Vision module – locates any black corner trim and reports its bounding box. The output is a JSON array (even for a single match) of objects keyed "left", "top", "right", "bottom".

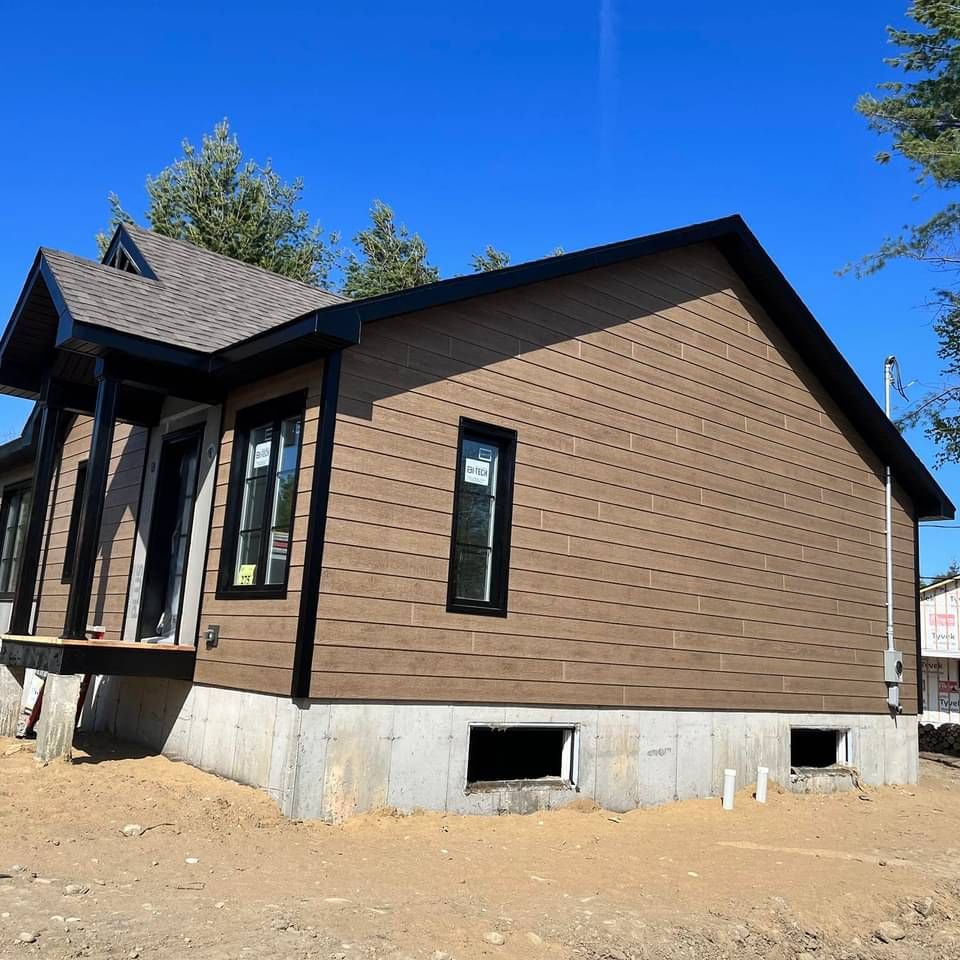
[{"left": 291, "top": 350, "right": 342, "bottom": 700}]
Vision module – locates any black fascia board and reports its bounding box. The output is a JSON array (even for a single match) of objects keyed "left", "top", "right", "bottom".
[
  {"left": 215, "top": 309, "right": 362, "bottom": 365},
  {"left": 58, "top": 319, "right": 215, "bottom": 373}
]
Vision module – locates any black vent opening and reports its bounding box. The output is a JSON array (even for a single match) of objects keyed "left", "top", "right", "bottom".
[
  {"left": 466, "top": 726, "right": 574, "bottom": 785},
  {"left": 791, "top": 728, "right": 844, "bottom": 768}
]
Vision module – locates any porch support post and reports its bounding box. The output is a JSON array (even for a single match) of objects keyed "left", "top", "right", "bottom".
[
  {"left": 9, "top": 384, "right": 66, "bottom": 636},
  {"left": 62, "top": 360, "right": 119, "bottom": 640},
  {"left": 34, "top": 673, "right": 83, "bottom": 763},
  {"left": 290, "top": 350, "right": 342, "bottom": 700},
  {"left": 0, "top": 665, "right": 25, "bottom": 737}
]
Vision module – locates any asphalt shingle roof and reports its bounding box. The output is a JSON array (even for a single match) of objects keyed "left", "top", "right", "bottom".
[{"left": 41, "top": 224, "right": 346, "bottom": 354}]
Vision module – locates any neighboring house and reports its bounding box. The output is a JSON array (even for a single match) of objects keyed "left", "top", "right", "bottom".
[
  {"left": 0, "top": 216, "right": 952, "bottom": 818},
  {"left": 919, "top": 575, "right": 960, "bottom": 725}
]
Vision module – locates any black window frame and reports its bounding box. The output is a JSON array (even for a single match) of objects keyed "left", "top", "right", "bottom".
[
  {"left": 446, "top": 418, "right": 517, "bottom": 617},
  {"left": 61, "top": 461, "right": 88, "bottom": 584},
  {"left": 0, "top": 481, "right": 32, "bottom": 599},
  {"left": 216, "top": 390, "right": 307, "bottom": 601}
]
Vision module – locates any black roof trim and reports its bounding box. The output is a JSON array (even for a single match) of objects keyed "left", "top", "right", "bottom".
[
  {"left": 230, "top": 217, "right": 749, "bottom": 353},
  {"left": 0, "top": 405, "right": 38, "bottom": 472},
  {"left": 215, "top": 308, "right": 362, "bottom": 365},
  {"left": 245, "top": 213, "right": 952, "bottom": 521},
  {"left": 61, "top": 317, "right": 214, "bottom": 372},
  {"left": 0, "top": 252, "right": 44, "bottom": 367}
]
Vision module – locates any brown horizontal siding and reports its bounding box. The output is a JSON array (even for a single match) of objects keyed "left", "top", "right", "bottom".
[
  {"left": 313, "top": 241, "right": 919, "bottom": 714},
  {"left": 33, "top": 416, "right": 146, "bottom": 642},
  {"left": 194, "top": 360, "right": 325, "bottom": 693},
  {"left": 336, "top": 352, "right": 892, "bottom": 531},
  {"left": 193, "top": 659, "right": 292, "bottom": 695}
]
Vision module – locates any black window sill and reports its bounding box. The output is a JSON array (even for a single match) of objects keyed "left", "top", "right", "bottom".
[
  {"left": 0, "top": 592, "right": 13, "bottom": 602},
  {"left": 446, "top": 600, "right": 509, "bottom": 618},
  {"left": 215, "top": 586, "right": 289, "bottom": 601}
]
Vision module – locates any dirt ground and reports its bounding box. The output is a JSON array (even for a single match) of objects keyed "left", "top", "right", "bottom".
[{"left": 3, "top": 737, "right": 960, "bottom": 960}]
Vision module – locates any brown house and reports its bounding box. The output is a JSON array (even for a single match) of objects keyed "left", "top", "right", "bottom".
[{"left": 0, "top": 216, "right": 951, "bottom": 818}]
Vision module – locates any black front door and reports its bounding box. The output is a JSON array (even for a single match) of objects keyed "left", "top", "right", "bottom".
[{"left": 137, "top": 428, "right": 202, "bottom": 643}]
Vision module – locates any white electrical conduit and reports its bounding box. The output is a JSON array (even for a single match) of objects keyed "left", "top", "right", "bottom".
[
  {"left": 722, "top": 769, "right": 736, "bottom": 810},
  {"left": 756, "top": 766, "right": 768, "bottom": 804},
  {"left": 884, "top": 357, "right": 901, "bottom": 713}
]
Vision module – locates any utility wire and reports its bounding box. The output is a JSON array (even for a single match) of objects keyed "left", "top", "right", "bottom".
[{"left": 890, "top": 357, "right": 910, "bottom": 404}]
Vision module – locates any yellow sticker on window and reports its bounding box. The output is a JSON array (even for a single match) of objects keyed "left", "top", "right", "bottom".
[{"left": 237, "top": 564, "right": 257, "bottom": 586}]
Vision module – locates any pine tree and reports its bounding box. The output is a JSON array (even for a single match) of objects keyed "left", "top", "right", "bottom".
[
  {"left": 342, "top": 200, "right": 440, "bottom": 297},
  {"left": 97, "top": 120, "right": 338, "bottom": 286},
  {"left": 855, "top": 2, "right": 960, "bottom": 461},
  {"left": 471, "top": 245, "right": 511, "bottom": 272}
]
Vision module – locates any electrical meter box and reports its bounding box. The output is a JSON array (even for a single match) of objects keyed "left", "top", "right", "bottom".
[{"left": 884, "top": 648, "right": 904, "bottom": 684}]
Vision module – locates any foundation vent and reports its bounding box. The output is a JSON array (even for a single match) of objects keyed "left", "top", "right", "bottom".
[
  {"left": 466, "top": 725, "right": 577, "bottom": 790},
  {"left": 790, "top": 727, "right": 850, "bottom": 769}
]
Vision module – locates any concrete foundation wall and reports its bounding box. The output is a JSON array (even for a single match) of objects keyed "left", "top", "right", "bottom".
[{"left": 81, "top": 677, "right": 919, "bottom": 822}]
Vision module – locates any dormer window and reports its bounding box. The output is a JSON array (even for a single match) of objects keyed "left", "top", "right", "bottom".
[{"left": 106, "top": 243, "right": 141, "bottom": 275}]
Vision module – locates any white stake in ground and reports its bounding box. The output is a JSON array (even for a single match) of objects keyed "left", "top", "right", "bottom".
[
  {"left": 756, "top": 766, "right": 769, "bottom": 804},
  {"left": 722, "top": 768, "right": 736, "bottom": 810}
]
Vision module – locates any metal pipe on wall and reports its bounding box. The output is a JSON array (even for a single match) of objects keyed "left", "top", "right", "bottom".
[{"left": 884, "top": 356, "right": 901, "bottom": 713}]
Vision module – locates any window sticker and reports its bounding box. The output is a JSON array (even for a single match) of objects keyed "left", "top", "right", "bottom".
[
  {"left": 464, "top": 458, "right": 490, "bottom": 486},
  {"left": 253, "top": 441, "right": 271, "bottom": 470},
  {"left": 237, "top": 563, "right": 257, "bottom": 585},
  {"left": 478, "top": 447, "right": 493, "bottom": 461}
]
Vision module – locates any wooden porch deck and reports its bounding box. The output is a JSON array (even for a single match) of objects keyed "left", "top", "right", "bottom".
[{"left": 0, "top": 634, "right": 196, "bottom": 680}]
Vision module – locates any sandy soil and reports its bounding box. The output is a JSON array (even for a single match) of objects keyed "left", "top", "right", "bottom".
[{"left": 2, "top": 736, "right": 960, "bottom": 960}]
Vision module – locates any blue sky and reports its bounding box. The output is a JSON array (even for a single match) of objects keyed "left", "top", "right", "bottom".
[{"left": 0, "top": 0, "right": 958, "bottom": 574}]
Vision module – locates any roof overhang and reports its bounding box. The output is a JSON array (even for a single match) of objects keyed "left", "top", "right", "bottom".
[
  {"left": 0, "top": 406, "right": 38, "bottom": 472},
  {"left": 0, "top": 215, "right": 951, "bottom": 521},
  {"left": 240, "top": 214, "right": 953, "bottom": 521},
  {"left": 921, "top": 574, "right": 960, "bottom": 595},
  {"left": 0, "top": 250, "right": 361, "bottom": 411}
]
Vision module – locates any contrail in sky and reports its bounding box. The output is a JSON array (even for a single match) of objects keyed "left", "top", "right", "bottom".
[{"left": 598, "top": 0, "right": 618, "bottom": 160}]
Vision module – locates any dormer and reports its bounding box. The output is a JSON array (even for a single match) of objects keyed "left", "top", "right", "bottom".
[{"left": 100, "top": 226, "right": 157, "bottom": 280}]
